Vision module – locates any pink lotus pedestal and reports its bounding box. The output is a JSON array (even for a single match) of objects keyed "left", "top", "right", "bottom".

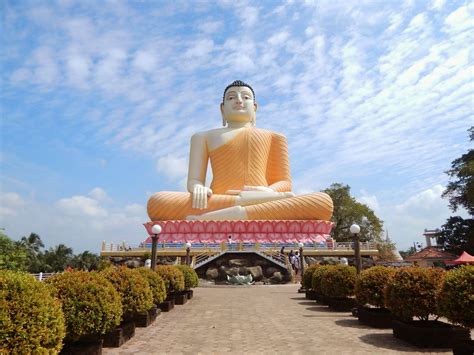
[{"left": 143, "top": 220, "right": 333, "bottom": 244}]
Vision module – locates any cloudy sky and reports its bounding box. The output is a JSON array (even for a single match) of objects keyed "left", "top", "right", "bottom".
[{"left": 1, "top": 0, "right": 472, "bottom": 254}]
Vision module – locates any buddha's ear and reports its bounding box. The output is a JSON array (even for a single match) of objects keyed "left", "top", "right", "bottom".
[
  {"left": 220, "top": 103, "right": 224, "bottom": 115},
  {"left": 254, "top": 102, "right": 258, "bottom": 112}
]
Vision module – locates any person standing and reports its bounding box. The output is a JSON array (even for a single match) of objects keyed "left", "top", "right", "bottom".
[{"left": 293, "top": 251, "right": 301, "bottom": 282}]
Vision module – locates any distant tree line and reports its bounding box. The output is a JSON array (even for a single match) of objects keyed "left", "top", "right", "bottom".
[{"left": 0, "top": 232, "right": 106, "bottom": 272}]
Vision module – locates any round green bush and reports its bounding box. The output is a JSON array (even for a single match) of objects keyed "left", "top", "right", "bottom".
[
  {"left": 176, "top": 265, "right": 199, "bottom": 289},
  {"left": 355, "top": 266, "right": 396, "bottom": 308},
  {"left": 0, "top": 270, "right": 65, "bottom": 353},
  {"left": 46, "top": 270, "right": 122, "bottom": 341},
  {"left": 302, "top": 264, "right": 320, "bottom": 290},
  {"left": 155, "top": 265, "right": 185, "bottom": 295},
  {"left": 101, "top": 266, "right": 153, "bottom": 317},
  {"left": 320, "top": 265, "right": 356, "bottom": 298},
  {"left": 136, "top": 267, "right": 167, "bottom": 305},
  {"left": 311, "top": 265, "right": 333, "bottom": 295},
  {"left": 385, "top": 267, "right": 445, "bottom": 321},
  {"left": 437, "top": 265, "right": 474, "bottom": 328}
]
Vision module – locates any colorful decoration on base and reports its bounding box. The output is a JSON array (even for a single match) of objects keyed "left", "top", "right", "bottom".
[{"left": 144, "top": 220, "right": 333, "bottom": 244}]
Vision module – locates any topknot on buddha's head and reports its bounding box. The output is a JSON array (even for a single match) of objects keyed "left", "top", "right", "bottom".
[{"left": 223, "top": 80, "right": 255, "bottom": 103}]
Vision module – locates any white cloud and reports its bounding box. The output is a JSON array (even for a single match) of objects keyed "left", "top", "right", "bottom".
[
  {"left": 0, "top": 192, "right": 25, "bottom": 216},
  {"left": 431, "top": 0, "right": 445, "bottom": 11},
  {"left": 88, "top": 187, "right": 108, "bottom": 202},
  {"left": 443, "top": 5, "right": 473, "bottom": 34},
  {"left": 357, "top": 192, "right": 380, "bottom": 213},
  {"left": 157, "top": 155, "right": 188, "bottom": 180},
  {"left": 57, "top": 195, "right": 108, "bottom": 218},
  {"left": 198, "top": 20, "right": 223, "bottom": 33}
]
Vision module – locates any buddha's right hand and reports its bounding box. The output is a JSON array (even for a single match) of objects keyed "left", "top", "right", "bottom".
[{"left": 192, "top": 185, "right": 213, "bottom": 209}]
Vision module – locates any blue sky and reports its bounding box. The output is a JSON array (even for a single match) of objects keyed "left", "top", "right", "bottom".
[{"left": 1, "top": 0, "right": 472, "bottom": 253}]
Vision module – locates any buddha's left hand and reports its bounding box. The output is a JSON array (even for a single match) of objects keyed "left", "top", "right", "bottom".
[{"left": 243, "top": 185, "right": 274, "bottom": 192}]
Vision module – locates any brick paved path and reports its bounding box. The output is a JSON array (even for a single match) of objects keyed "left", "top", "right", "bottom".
[{"left": 104, "top": 284, "right": 451, "bottom": 354}]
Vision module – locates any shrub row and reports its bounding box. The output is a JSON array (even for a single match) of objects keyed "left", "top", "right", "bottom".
[
  {"left": 305, "top": 264, "right": 473, "bottom": 328},
  {"left": 0, "top": 264, "right": 199, "bottom": 353}
]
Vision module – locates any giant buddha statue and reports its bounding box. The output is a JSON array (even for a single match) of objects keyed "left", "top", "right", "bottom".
[{"left": 147, "top": 80, "right": 333, "bottom": 221}]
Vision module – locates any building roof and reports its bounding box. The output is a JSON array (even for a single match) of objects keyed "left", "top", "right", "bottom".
[{"left": 405, "top": 246, "right": 456, "bottom": 262}]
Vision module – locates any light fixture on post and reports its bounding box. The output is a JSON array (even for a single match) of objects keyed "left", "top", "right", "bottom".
[
  {"left": 298, "top": 242, "right": 305, "bottom": 291},
  {"left": 350, "top": 223, "right": 362, "bottom": 274},
  {"left": 185, "top": 242, "right": 192, "bottom": 266},
  {"left": 150, "top": 224, "right": 162, "bottom": 271}
]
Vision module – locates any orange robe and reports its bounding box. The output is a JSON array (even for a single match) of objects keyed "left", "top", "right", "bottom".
[{"left": 147, "top": 127, "right": 333, "bottom": 221}]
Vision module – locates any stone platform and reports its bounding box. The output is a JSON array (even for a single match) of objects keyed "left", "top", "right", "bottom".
[{"left": 144, "top": 220, "right": 333, "bottom": 243}]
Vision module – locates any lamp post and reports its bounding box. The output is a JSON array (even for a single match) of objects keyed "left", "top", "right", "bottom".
[
  {"left": 150, "top": 224, "right": 162, "bottom": 271},
  {"left": 298, "top": 242, "right": 304, "bottom": 285},
  {"left": 185, "top": 242, "right": 192, "bottom": 266},
  {"left": 350, "top": 223, "right": 362, "bottom": 275}
]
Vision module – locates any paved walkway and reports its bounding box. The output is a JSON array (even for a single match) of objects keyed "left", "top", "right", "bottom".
[{"left": 104, "top": 284, "right": 452, "bottom": 354}]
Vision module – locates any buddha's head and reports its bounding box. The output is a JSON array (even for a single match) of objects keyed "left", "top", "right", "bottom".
[{"left": 221, "top": 80, "right": 258, "bottom": 126}]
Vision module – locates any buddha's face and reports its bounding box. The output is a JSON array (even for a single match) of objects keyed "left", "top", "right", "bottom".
[{"left": 221, "top": 86, "right": 257, "bottom": 124}]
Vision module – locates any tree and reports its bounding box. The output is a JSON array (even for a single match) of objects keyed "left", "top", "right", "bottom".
[
  {"left": 18, "top": 233, "right": 45, "bottom": 272},
  {"left": 437, "top": 216, "right": 474, "bottom": 255},
  {"left": 442, "top": 126, "right": 474, "bottom": 215},
  {"left": 399, "top": 246, "right": 417, "bottom": 259},
  {"left": 42, "top": 244, "right": 74, "bottom": 272},
  {"left": 323, "top": 183, "right": 384, "bottom": 242},
  {"left": 70, "top": 251, "right": 103, "bottom": 271},
  {"left": 0, "top": 233, "right": 28, "bottom": 271}
]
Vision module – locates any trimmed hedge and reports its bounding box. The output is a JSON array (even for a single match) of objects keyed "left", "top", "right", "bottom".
[
  {"left": 385, "top": 267, "right": 445, "bottom": 321},
  {"left": 136, "top": 267, "right": 167, "bottom": 305},
  {"left": 355, "top": 266, "right": 395, "bottom": 308},
  {"left": 155, "top": 265, "right": 185, "bottom": 295},
  {"left": 46, "top": 270, "right": 122, "bottom": 341},
  {"left": 311, "top": 265, "right": 332, "bottom": 295},
  {"left": 176, "top": 265, "right": 199, "bottom": 289},
  {"left": 101, "top": 266, "right": 153, "bottom": 318},
  {"left": 0, "top": 270, "right": 65, "bottom": 353},
  {"left": 320, "top": 265, "right": 356, "bottom": 298},
  {"left": 437, "top": 265, "right": 474, "bottom": 328},
  {"left": 302, "top": 264, "right": 320, "bottom": 290}
]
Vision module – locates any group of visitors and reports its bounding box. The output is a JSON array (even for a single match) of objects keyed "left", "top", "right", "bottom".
[{"left": 281, "top": 247, "right": 301, "bottom": 281}]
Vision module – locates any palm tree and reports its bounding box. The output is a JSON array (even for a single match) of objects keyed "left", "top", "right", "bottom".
[
  {"left": 20, "top": 233, "right": 44, "bottom": 253},
  {"left": 18, "top": 233, "right": 45, "bottom": 273},
  {"left": 43, "top": 244, "right": 74, "bottom": 272}
]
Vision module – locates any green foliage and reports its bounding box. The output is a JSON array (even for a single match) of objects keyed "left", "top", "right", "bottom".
[
  {"left": 323, "top": 183, "right": 384, "bottom": 242},
  {"left": 320, "top": 265, "right": 356, "bottom": 298},
  {"left": 42, "top": 244, "right": 74, "bottom": 272},
  {"left": 355, "top": 266, "right": 396, "bottom": 308},
  {"left": 0, "top": 233, "right": 28, "bottom": 271},
  {"left": 176, "top": 265, "right": 199, "bottom": 289},
  {"left": 399, "top": 246, "right": 417, "bottom": 259},
  {"left": 46, "top": 271, "right": 122, "bottom": 341},
  {"left": 384, "top": 267, "right": 445, "bottom": 321},
  {"left": 136, "top": 268, "right": 167, "bottom": 305},
  {"left": 437, "top": 266, "right": 474, "bottom": 328},
  {"left": 0, "top": 270, "right": 65, "bottom": 353},
  {"left": 442, "top": 126, "right": 474, "bottom": 215},
  {"left": 437, "top": 216, "right": 474, "bottom": 255},
  {"left": 18, "top": 233, "right": 45, "bottom": 272},
  {"left": 302, "top": 264, "right": 320, "bottom": 290},
  {"left": 101, "top": 266, "right": 153, "bottom": 317},
  {"left": 70, "top": 251, "right": 104, "bottom": 271},
  {"left": 311, "top": 265, "right": 333, "bottom": 295},
  {"left": 155, "top": 265, "right": 185, "bottom": 295}
]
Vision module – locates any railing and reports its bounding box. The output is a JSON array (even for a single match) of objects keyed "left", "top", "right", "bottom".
[
  {"left": 31, "top": 272, "right": 56, "bottom": 281},
  {"left": 102, "top": 240, "right": 378, "bottom": 252}
]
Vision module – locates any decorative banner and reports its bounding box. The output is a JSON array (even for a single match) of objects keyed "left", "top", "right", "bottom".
[{"left": 143, "top": 220, "right": 334, "bottom": 244}]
